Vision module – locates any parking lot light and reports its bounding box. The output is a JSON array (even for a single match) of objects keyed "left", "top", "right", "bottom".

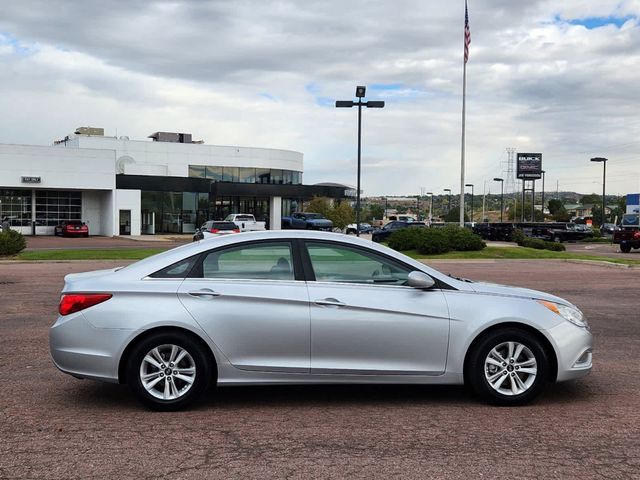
[
  {"left": 590, "top": 157, "right": 608, "bottom": 225},
  {"left": 493, "top": 178, "right": 504, "bottom": 222}
]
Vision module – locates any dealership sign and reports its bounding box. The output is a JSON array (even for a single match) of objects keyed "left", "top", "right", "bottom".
[
  {"left": 21, "top": 176, "right": 41, "bottom": 184},
  {"left": 517, "top": 153, "right": 542, "bottom": 180}
]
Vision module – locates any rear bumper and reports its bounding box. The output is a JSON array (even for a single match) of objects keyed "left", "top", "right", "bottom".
[{"left": 50, "top": 312, "right": 135, "bottom": 383}]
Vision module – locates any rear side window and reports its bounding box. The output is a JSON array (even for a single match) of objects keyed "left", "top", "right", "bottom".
[
  {"left": 150, "top": 254, "right": 200, "bottom": 278},
  {"left": 200, "top": 242, "right": 294, "bottom": 280}
]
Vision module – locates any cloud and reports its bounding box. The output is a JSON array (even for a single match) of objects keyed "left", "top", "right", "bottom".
[{"left": 0, "top": 0, "right": 639, "bottom": 195}]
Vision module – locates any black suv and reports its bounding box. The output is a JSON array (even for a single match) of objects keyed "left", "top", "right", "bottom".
[{"left": 372, "top": 221, "right": 426, "bottom": 243}]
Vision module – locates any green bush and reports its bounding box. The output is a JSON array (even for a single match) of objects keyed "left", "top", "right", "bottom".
[
  {"left": 520, "top": 236, "right": 565, "bottom": 251},
  {"left": 416, "top": 228, "right": 451, "bottom": 255},
  {"left": 387, "top": 228, "right": 425, "bottom": 251},
  {"left": 512, "top": 229, "right": 526, "bottom": 245},
  {"left": 442, "top": 225, "right": 486, "bottom": 251},
  {"left": 0, "top": 229, "right": 27, "bottom": 256}
]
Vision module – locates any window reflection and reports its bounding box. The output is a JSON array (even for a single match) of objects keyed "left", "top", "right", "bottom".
[{"left": 189, "top": 165, "right": 301, "bottom": 184}]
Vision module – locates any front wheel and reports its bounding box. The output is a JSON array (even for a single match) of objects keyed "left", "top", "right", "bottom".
[
  {"left": 126, "top": 332, "right": 213, "bottom": 411},
  {"left": 466, "top": 328, "right": 549, "bottom": 406},
  {"left": 620, "top": 243, "right": 632, "bottom": 253}
]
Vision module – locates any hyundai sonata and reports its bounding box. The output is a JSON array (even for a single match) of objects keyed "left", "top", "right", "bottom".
[{"left": 50, "top": 231, "right": 592, "bottom": 410}]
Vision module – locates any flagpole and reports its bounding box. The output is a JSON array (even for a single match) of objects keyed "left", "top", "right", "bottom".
[
  {"left": 459, "top": 0, "right": 469, "bottom": 227},
  {"left": 460, "top": 58, "right": 467, "bottom": 227}
]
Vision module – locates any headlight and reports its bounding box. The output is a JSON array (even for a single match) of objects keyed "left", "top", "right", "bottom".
[{"left": 539, "top": 300, "right": 589, "bottom": 329}]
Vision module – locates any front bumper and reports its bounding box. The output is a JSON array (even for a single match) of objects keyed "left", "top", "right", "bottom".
[
  {"left": 544, "top": 321, "right": 593, "bottom": 382},
  {"left": 50, "top": 312, "right": 135, "bottom": 383}
]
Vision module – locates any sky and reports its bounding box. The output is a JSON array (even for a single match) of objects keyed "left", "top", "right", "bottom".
[{"left": 0, "top": 0, "right": 639, "bottom": 197}]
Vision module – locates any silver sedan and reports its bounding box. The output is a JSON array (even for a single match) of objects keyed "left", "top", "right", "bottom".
[{"left": 50, "top": 231, "right": 592, "bottom": 410}]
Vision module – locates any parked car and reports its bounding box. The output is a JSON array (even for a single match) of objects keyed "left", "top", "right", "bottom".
[
  {"left": 372, "top": 221, "right": 426, "bottom": 243},
  {"left": 600, "top": 223, "right": 618, "bottom": 236},
  {"left": 530, "top": 223, "right": 594, "bottom": 243},
  {"left": 192, "top": 221, "right": 240, "bottom": 241},
  {"left": 224, "top": 214, "right": 266, "bottom": 232},
  {"left": 281, "top": 212, "right": 333, "bottom": 231},
  {"left": 54, "top": 220, "right": 89, "bottom": 237},
  {"left": 345, "top": 222, "right": 375, "bottom": 235},
  {"left": 50, "top": 230, "right": 592, "bottom": 410}
]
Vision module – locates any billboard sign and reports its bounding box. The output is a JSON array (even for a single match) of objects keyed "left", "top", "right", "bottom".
[{"left": 517, "top": 153, "right": 542, "bottom": 179}]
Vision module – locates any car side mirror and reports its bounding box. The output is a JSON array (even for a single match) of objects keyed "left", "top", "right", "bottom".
[{"left": 407, "top": 271, "right": 435, "bottom": 289}]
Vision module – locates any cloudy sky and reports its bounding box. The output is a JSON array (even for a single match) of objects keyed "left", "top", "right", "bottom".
[{"left": 0, "top": 0, "right": 639, "bottom": 196}]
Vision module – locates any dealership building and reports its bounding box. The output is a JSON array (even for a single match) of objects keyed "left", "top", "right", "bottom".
[{"left": 0, "top": 128, "right": 352, "bottom": 236}]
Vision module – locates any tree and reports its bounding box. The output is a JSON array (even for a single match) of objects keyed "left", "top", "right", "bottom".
[
  {"left": 547, "top": 199, "right": 564, "bottom": 215},
  {"left": 364, "top": 204, "right": 384, "bottom": 222},
  {"left": 580, "top": 194, "right": 601, "bottom": 205},
  {"left": 444, "top": 207, "right": 469, "bottom": 223},
  {"left": 327, "top": 201, "right": 355, "bottom": 230},
  {"left": 306, "top": 197, "right": 331, "bottom": 217}
]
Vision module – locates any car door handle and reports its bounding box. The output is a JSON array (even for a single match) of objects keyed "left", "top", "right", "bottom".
[
  {"left": 188, "top": 289, "right": 221, "bottom": 299},
  {"left": 314, "top": 298, "right": 346, "bottom": 307}
]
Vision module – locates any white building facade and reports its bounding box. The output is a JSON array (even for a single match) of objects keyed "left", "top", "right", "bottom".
[{"left": 0, "top": 129, "right": 350, "bottom": 236}]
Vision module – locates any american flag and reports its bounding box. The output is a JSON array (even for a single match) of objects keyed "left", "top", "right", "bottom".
[{"left": 464, "top": 0, "right": 471, "bottom": 63}]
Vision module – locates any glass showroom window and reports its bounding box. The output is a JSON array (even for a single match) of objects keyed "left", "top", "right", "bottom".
[
  {"left": 0, "top": 189, "right": 32, "bottom": 226},
  {"left": 35, "top": 191, "right": 81, "bottom": 226},
  {"left": 188, "top": 165, "right": 206, "bottom": 178},
  {"left": 238, "top": 167, "right": 256, "bottom": 183}
]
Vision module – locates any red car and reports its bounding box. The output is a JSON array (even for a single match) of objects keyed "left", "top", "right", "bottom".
[{"left": 54, "top": 220, "right": 89, "bottom": 237}]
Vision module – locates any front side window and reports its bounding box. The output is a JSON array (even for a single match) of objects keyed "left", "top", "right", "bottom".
[
  {"left": 201, "top": 242, "right": 294, "bottom": 280},
  {"left": 306, "top": 242, "right": 411, "bottom": 286}
]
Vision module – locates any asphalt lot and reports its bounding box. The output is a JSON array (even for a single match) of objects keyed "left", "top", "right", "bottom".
[{"left": 1, "top": 260, "right": 639, "bottom": 479}]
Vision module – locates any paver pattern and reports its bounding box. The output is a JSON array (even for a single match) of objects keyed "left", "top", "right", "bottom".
[{"left": 1, "top": 260, "right": 638, "bottom": 479}]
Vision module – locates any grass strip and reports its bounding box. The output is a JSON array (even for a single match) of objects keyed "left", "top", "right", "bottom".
[
  {"left": 400, "top": 246, "right": 640, "bottom": 265},
  {"left": 15, "top": 248, "right": 167, "bottom": 261}
]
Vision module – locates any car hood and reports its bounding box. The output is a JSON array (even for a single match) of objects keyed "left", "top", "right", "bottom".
[{"left": 468, "top": 281, "right": 571, "bottom": 306}]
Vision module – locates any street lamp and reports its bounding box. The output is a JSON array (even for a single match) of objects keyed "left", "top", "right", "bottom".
[
  {"left": 465, "top": 183, "right": 474, "bottom": 223},
  {"left": 541, "top": 170, "right": 546, "bottom": 220},
  {"left": 493, "top": 178, "right": 504, "bottom": 222},
  {"left": 336, "top": 86, "right": 385, "bottom": 237},
  {"left": 444, "top": 188, "right": 452, "bottom": 215},
  {"left": 426, "top": 192, "right": 434, "bottom": 224},
  {"left": 590, "top": 157, "right": 608, "bottom": 225}
]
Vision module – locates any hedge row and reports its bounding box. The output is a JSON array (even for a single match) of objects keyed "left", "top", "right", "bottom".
[
  {"left": 512, "top": 229, "right": 565, "bottom": 251},
  {"left": 388, "top": 225, "right": 486, "bottom": 254},
  {"left": 0, "top": 229, "right": 27, "bottom": 256}
]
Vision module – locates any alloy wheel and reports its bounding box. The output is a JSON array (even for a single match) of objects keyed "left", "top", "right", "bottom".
[
  {"left": 484, "top": 341, "right": 537, "bottom": 396},
  {"left": 139, "top": 344, "right": 196, "bottom": 400}
]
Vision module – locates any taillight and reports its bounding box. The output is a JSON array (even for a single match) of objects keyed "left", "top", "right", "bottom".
[
  {"left": 210, "top": 228, "right": 219, "bottom": 233},
  {"left": 59, "top": 293, "right": 112, "bottom": 316},
  {"left": 233, "top": 228, "right": 240, "bottom": 233}
]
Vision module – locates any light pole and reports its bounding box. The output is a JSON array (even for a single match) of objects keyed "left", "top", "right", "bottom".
[
  {"left": 427, "top": 192, "right": 434, "bottom": 225},
  {"left": 465, "top": 183, "right": 474, "bottom": 223},
  {"left": 444, "top": 188, "right": 452, "bottom": 216},
  {"left": 541, "top": 170, "right": 546, "bottom": 220},
  {"left": 590, "top": 157, "right": 608, "bottom": 225},
  {"left": 336, "top": 86, "right": 385, "bottom": 236},
  {"left": 493, "top": 178, "right": 504, "bottom": 222}
]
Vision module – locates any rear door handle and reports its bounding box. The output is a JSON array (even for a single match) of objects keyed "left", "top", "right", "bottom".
[
  {"left": 188, "top": 289, "right": 221, "bottom": 299},
  {"left": 314, "top": 298, "right": 346, "bottom": 307}
]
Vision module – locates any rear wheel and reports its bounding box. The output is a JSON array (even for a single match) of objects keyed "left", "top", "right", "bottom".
[
  {"left": 620, "top": 243, "right": 632, "bottom": 253},
  {"left": 126, "top": 331, "right": 213, "bottom": 411},
  {"left": 466, "top": 328, "right": 549, "bottom": 406}
]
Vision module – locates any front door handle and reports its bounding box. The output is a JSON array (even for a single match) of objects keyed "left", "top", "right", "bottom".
[
  {"left": 188, "top": 289, "right": 221, "bottom": 299},
  {"left": 314, "top": 298, "right": 346, "bottom": 307}
]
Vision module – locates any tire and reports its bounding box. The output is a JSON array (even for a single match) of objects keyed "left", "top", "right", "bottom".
[
  {"left": 620, "top": 243, "right": 632, "bottom": 253},
  {"left": 553, "top": 235, "right": 562, "bottom": 243},
  {"left": 466, "top": 328, "right": 549, "bottom": 406},
  {"left": 126, "top": 331, "right": 213, "bottom": 411}
]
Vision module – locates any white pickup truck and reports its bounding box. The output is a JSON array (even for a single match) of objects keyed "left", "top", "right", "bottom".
[{"left": 224, "top": 214, "right": 266, "bottom": 232}]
